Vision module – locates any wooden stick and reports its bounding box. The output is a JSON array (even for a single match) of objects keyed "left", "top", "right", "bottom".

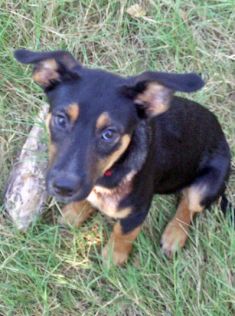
[{"left": 4, "top": 104, "right": 49, "bottom": 231}]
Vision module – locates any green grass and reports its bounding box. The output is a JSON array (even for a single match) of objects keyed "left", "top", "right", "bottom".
[{"left": 0, "top": 1, "right": 235, "bottom": 315}]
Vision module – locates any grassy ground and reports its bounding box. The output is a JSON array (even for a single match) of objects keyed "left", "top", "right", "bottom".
[{"left": 0, "top": 1, "right": 235, "bottom": 315}]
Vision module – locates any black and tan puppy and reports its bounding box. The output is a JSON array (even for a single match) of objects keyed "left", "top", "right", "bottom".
[{"left": 15, "top": 49, "right": 231, "bottom": 265}]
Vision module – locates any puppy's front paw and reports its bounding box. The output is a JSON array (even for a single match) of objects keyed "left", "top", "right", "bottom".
[
  {"left": 59, "top": 201, "right": 95, "bottom": 227},
  {"left": 102, "top": 243, "right": 129, "bottom": 266},
  {"left": 161, "top": 221, "right": 189, "bottom": 258},
  {"left": 59, "top": 204, "right": 82, "bottom": 227}
]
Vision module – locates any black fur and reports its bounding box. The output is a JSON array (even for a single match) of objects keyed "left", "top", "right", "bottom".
[{"left": 15, "top": 49, "right": 232, "bottom": 243}]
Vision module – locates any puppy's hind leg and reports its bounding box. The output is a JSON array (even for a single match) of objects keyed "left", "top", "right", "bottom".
[{"left": 161, "top": 152, "right": 230, "bottom": 258}]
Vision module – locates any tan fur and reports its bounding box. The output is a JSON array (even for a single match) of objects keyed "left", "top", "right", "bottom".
[
  {"left": 87, "top": 183, "right": 132, "bottom": 218},
  {"left": 66, "top": 103, "right": 80, "bottom": 123},
  {"left": 45, "top": 113, "right": 52, "bottom": 133},
  {"left": 184, "top": 186, "right": 205, "bottom": 213},
  {"left": 161, "top": 197, "right": 191, "bottom": 257},
  {"left": 32, "top": 59, "right": 59, "bottom": 87},
  {"left": 87, "top": 171, "right": 135, "bottom": 219},
  {"left": 96, "top": 112, "right": 111, "bottom": 130},
  {"left": 99, "top": 134, "right": 131, "bottom": 174},
  {"left": 87, "top": 186, "right": 132, "bottom": 219},
  {"left": 60, "top": 201, "right": 96, "bottom": 227},
  {"left": 161, "top": 186, "right": 206, "bottom": 257},
  {"left": 87, "top": 134, "right": 132, "bottom": 217},
  {"left": 135, "top": 83, "right": 171, "bottom": 116},
  {"left": 102, "top": 222, "right": 141, "bottom": 265},
  {"left": 45, "top": 113, "right": 57, "bottom": 166},
  {"left": 48, "top": 143, "right": 57, "bottom": 166},
  {"left": 45, "top": 113, "right": 56, "bottom": 165}
]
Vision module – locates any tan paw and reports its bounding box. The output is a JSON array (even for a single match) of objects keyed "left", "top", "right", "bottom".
[
  {"left": 161, "top": 221, "right": 188, "bottom": 258},
  {"left": 59, "top": 201, "right": 95, "bottom": 227},
  {"left": 102, "top": 243, "right": 129, "bottom": 266},
  {"left": 58, "top": 205, "right": 78, "bottom": 226}
]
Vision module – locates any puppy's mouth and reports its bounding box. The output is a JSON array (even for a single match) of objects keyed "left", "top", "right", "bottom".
[
  {"left": 48, "top": 185, "right": 93, "bottom": 203},
  {"left": 46, "top": 178, "right": 94, "bottom": 203},
  {"left": 46, "top": 164, "right": 115, "bottom": 203}
]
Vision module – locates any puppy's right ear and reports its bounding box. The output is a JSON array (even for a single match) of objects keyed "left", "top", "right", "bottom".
[
  {"left": 14, "top": 49, "right": 80, "bottom": 89},
  {"left": 121, "top": 71, "right": 204, "bottom": 118}
]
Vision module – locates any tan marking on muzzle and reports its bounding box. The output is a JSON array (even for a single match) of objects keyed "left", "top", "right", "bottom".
[
  {"left": 45, "top": 113, "right": 57, "bottom": 165},
  {"left": 99, "top": 134, "right": 131, "bottom": 174},
  {"left": 48, "top": 143, "right": 57, "bottom": 166}
]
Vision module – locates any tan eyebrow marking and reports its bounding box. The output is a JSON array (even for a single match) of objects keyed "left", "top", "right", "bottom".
[
  {"left": 96, "top": 112, "right": 111, "bottom": 130},
  {"left": 66, "top": 103, "right": 80, "bottom": 123}
]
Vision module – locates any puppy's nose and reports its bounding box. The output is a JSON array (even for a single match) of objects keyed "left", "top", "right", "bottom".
[{"left": 52, "top": 175, "right": 81, "bottom": 197}]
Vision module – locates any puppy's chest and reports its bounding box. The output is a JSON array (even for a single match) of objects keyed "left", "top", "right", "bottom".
[{"left": 86, "top": 182, "right": 132, "bottom": 219}]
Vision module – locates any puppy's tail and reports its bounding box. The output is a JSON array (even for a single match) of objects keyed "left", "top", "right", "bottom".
[{"left": 219, "top": 193, "right": 235, "bottom": 226}]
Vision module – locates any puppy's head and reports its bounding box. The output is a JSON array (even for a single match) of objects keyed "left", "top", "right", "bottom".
[{"left": 15, "top": 49, "right": 204, "bottom": 202}]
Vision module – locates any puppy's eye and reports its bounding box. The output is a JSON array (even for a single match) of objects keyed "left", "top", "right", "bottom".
[
  {"left": 53, "top": 113, "right": 67, "bottom": 129},
  {"left": 101, "top": 128, "right": 118, "bottom": 142}
]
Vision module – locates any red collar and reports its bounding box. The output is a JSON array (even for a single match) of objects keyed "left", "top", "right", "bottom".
[{"left": 104, "top": 169, "right": 112, "bottom": 177}]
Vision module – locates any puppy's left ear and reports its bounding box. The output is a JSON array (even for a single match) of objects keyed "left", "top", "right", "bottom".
[
  {"left": 121, "top": 71, "right": 204, "bottom": 117},
  {"left": 14, "top": 49, "right": 80, "bottom": 89}
]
